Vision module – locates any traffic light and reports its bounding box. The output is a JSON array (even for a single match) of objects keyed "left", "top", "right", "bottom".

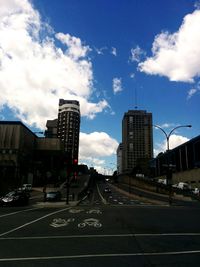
[{"left": 73, "top": 159, "right": 78, "bottom": 165}]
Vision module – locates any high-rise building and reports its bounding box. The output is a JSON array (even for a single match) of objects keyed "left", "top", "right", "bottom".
[
  {"left": 122, "top": 110, "right": 153, "bottom": 173},
  {"left": 117, "top": 143, "right": 123, "bottom": 175},
  {"left": 57, "top": 99, "right": 80, "bottom": 163}
]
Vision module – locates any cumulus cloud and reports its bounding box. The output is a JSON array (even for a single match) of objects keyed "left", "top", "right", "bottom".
[
  {"left": 0, "top": 0, "right": 109, "bottom": 129},
  {"left": 94, "top": 46, "right": 107, "bottom": 55},
  {"left": 130, "top": 45, "right": 146, "bottom": 63},
  {"left": 139, "top": 9, "right": 200, "bottom": 82},
  {"left": 111, "top": 47, "right": 117, "bottom": 56},
  {"left": 154, "top": 134, "right": 189, "bottom": 156},
  {"left": 79, "top": 132, "right": 118, "bottom": 158},
  {"left": 113, "top": 77, "right": 123, "bottom": 94},
  {"left": 79, "top": 132, "right": 118, "bottom": 172},
  {"left": 187, "top": 81, "right": 200, "bottom": 99}
]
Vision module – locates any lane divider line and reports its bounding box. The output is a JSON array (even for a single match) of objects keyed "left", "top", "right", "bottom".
[{"left": 0, "top": 207, "right": 71, "bottom": 237}]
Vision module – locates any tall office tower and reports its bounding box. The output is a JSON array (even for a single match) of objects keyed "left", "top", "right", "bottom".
[
  {"left": 57, "top": 99, "right": 80, "bottom": 163},
  {"left": 117, "top": 143, "right": 123, "bottom": 175},
  {"left": 122, "top": 110, "right": 153, "bottom": 174}
]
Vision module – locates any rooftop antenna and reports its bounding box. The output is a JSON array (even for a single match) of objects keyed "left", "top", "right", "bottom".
[{"left": 134, "top": 87, "right": 138, "bottom": 109}]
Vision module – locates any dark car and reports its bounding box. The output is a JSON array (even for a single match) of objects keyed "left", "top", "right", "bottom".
[
  {"left": 104, "top": 187, "right": 111, "bottom": 193},
  {"left": 45, "top": 191, "right": 61, "bottom": 202},
  {"left": 0, "top": 191, "right": 30, "bottom": 206}
]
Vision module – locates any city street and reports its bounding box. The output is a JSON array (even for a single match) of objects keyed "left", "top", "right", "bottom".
[{"left": 1, "top": 192, "right": 200, "bottom": 266}]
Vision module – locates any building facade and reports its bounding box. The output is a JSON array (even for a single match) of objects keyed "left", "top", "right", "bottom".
[
  {"left": 57, "top": 99, "right": 80, "bottom": 163},
  {"left": 0, "top": 121, "right": 67, "bottom": 193},
  {"left": 121, "top": 110, "right": 153, "bottom": 174},
  {"left": 153, "top": 134, "right": 200, "bottom": 187},
  {"left": 45, "top": 119, "right": 58, "bottom": 138},
  {"left": 117, "top": 143, "right": 123, "bottom": 174}
]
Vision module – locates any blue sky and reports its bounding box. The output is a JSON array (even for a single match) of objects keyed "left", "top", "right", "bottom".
[{"left": 0, "top": 0, "right": 199, "bottom": 174}]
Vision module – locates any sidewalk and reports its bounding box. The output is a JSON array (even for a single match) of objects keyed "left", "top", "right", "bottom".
[
  {"left": 33, "top": 200, "right": 79, "bottom": 208},
  {"left": 31, "top": 187, "right": 80, "bottom": 207}
]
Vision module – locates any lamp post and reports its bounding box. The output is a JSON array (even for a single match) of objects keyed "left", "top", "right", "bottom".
[{"left": 154, "top": 124, "right": 192, "bottom": 205}]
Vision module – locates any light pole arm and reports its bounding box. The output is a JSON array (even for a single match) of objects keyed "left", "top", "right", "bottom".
[{"left": 154, "top": 125, "right": 169, "bottom": 150}]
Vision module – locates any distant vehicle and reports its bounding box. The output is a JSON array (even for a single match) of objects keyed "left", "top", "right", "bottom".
[
  {"left": 192, "top": 188, "right": 199, "bottom": 195},
  {"left": 104, "top": 187, "right": 111, "bottom": 193},
  {"left": 45, "top": 191, "right": 61, "bottom": 202},
  {"left": 22, "top": 184, "right": 32, "bottom": 191},
  {"left": 158, "top": 179, "right": 167, "bottom": 185},
  {"left": 0, "top": 191, "right": 30, "bottom": 206},
  {"left": 172, "top": 182, "right": 190, "bottom": 190}
]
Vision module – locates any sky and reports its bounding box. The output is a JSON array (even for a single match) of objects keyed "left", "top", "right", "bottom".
[{"left": 0, "top": 0, "right": 199, "bottom": 174}]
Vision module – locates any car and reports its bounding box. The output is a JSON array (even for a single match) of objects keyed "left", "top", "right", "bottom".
[
  {"left": 22, "top": 183, "right": 32, "bottom": 191},
  {"left": 104, "top": 187, "right": 111, "bottom": 193},
  {"left": 192, "top": 188, "right": 199, "bottom": 195},
  {"left": 0, "top": 190, "right": 30, "bottom": 206},
  {"left": 45, "top": 191, "right": 61, "bottom": 202}
]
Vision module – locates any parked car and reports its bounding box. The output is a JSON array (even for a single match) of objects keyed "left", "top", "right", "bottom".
[
  {"left": 0, "top": 190, "right": 30, "bottom": 206},
  {"left": 192, "top": 188, "right": 199, "bottom": 195},
  {"left": 104, "top": 187, "right": 111, "bottom": 193},
  {"left": 22, "top": 184, "right": 32, "bottom": 191},
  {"left": 45, "top": 191, "right": 61, "bottom": 202}
]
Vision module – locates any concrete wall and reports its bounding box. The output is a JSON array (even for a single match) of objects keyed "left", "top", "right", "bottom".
[{"left": 36, "top": 138, "right": 63, "bottom": 151}]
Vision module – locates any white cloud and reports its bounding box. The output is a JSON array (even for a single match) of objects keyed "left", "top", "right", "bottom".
[
  {"left": 113, "top": 77, "right": 123, "bottom": 94},
  {"left": 139, "top": 9, "right": 200, "bottom": 82},
  {"left": 187, "top": 88, "right": 197, "bottom": 99},
  {"left": 79, "top": 132, "right": 118, "bottom": 158},
  {"left": 130, "top": 45, "right": 146, "bottom": 63},
  {"left": 94, "top": 46, "right": 107, "bottom": 55},
  {"left": 187, "top": 81, "right": 200, "bottom": 99},
  {"left": 0, "top": 0, "right": 109, "bottom": 129},
  {"left": 130, "top": 73, "right": 135, "bottom": 79},
  {"left": 154, "top": 134, "right": 189, "bottom": 156},
  {"left": 111, "top": 47, "right": 117, "bottom": 56},
  {"left": 79, "top": 132, "right": 118, "bottom": 173}
]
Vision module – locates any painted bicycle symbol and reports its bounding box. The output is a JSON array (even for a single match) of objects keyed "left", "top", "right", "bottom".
[
  {"left": 69, "top": 209, "right": 84, "bottom": 214},
  {"left": 87, "top": 209, "right": 102, "bottom": 214},
  {"left": 78, "top": 218, "right": 102, "bottom": 228},
  {"left": 50, "top": 218, "right": 75, "bottom": 228}
]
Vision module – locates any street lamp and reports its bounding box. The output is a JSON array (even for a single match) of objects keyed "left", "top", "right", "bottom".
[
  {"left": 154, "top": 125, "right": 192, "bottom": 151},
  {"left": 154, "top": 124, "right": 192, "bottom": 205}
]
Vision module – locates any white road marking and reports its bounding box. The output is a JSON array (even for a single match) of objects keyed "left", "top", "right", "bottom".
[
  {"left": 0, "top": 207, "right": 71, "bottom": 237},
  {"left": 50, "top": 218, "right": 75, "bottom": 228},
  {"left": 78, "top": 218, "right": 102, "bottom": 228},
  {"left": 68, "top": 209, "right": 84, "bottom": 214},
  {"left": 0, "top": 250, "right": 200, "bottom": 262},
  {"left": 87, "top": 209, "right": 102, "bottom": 214},
  {"left": 96, "top": 184, "right": 107, "bottom": 204},
  {"left": 1, "top": 232, "right": 200, "bottom": 240},
  {"left": 0, "top": 207, "right": 40, "bottom": 218}
]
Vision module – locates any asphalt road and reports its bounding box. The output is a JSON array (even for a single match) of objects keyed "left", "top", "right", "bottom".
[{"left": 1, "top": 201, "right": 200, "bottom": 266}]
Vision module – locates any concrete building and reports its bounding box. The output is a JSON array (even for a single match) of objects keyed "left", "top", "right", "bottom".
[
  {"left": 45, "top": 119, "right": 58, "bottom": 138},
  {"left": 117, "top": 143, "right": 123, "bottom": 174},
  {"left": 0, "top": 121, "right": 66, "bottom": 193},
  {"left": 57, "top": 99, "right": 80, "bottom": 163},
  {"left": 153, "top": 134, "right": 200, "bottom": 187},
  {"left": 121, "top": 110, "right": 153, "bottom": 174},
  {"left": 0, "top": 121, "right": 36, "bottom": 191}
]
